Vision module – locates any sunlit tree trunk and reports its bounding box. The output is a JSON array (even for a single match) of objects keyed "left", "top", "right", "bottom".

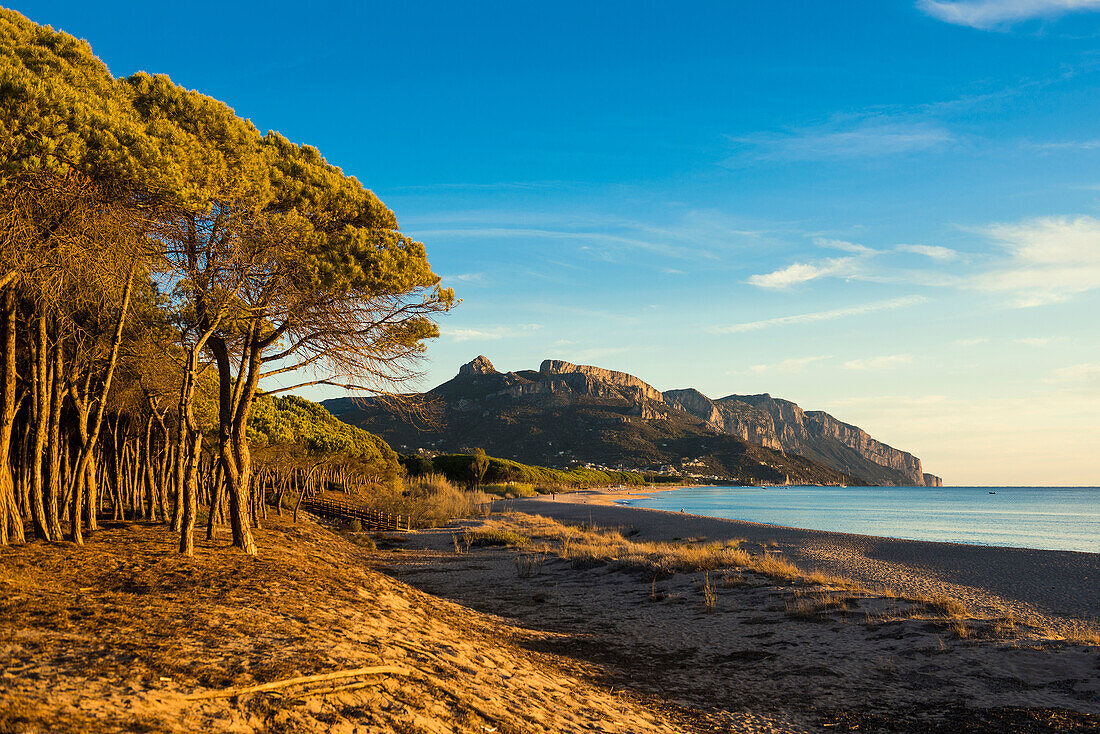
[
  {"left": 44, "top": 326, "right": 64, "bottom": 539},
  {"left": 67, "top": 264, "right": 135, "bottom": 544},
  {"left": 27, "top": 313, "right": 51, "bottom": 539},
  {"left": 0, "top": 289, "right": 24, "bottom": 544}
]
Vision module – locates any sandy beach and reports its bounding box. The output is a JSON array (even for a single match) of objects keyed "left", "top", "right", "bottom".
[
  {"left": 500, "top": 491, "right": 1100, "bottom": 629},
  {"left": 3, "top": 504, "right": 1098, "bottom": 733},
  {"left": 377, "top": 507, "right": 1100, "bottom": 732}
]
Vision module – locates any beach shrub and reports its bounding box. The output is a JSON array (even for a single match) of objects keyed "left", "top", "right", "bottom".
[
  {"left": 368, "top": 473, "right": 491, "bottom": 528},
  {"left": 465, "top": 529, "right": 531, "bottom": 547},
  {"left": 430, "top": 453, "right": 661, "bottom": 488},
  {"left": 481, "top": 483, "right": 538, "bottom": 499}
]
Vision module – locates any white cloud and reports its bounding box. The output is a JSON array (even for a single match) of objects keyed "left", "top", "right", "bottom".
[
  {"left": 1014, "top": 337, "right": 1064, "bottom": 346},
  {"left": 712, "top": 296, "right": 927, "bottom": 334},
  {"left": 918, "top": 0, "right": 1100, "bottom": 29},
  {"left": 744, "top": 356, "right": 829, "bottom": 374},
  {"left": 1044, "top": 362, "right": 1100, "bottom": 387},
  {"left": 444, "top": 272, "right": 487, "bottom": 284},
  {"left": 843, "top": 354, "right": 915, "bottom": 371},
  {"left": 814, "top": 239, "right": 880, "bottom": 257},
  {"left": 896, "top": 244, "right": 959, "bottom": 261},
  {"left": 814, "top": 237, "right": 879, "bottom": 256},
  {"left": 447, "top": 324, "right": 541, "bottom": 342},
  {"left": 827, "top": 394, "right": 948, "bottom": 407},
  {"left": 971, "top": 216, "right": 1100, "bottom": 306},
  {"left": 955, "top": 337, "right": 990, "bottom": 346},
  {"left": 747, "top": 257, "right": 855, "bottom": 288},
  {"left": 728, "top": 118, "right": 953, "bottom": 163}
]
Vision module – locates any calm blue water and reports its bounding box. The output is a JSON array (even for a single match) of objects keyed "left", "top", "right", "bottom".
[{"left": 622, "top": 486, "right": 1100, "bottom": 553}]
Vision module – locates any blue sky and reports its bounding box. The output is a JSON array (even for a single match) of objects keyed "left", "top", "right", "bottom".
[{"left": 15, "top": 0, "right": 1100, "bottom": 484}]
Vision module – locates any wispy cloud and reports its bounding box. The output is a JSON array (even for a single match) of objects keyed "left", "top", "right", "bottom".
[
  {"left": 970, "top": 215, "right": 1100, "bottom": 306},
  {"left": 1044, "top": 362, "right": 1100, "bottom": 386},
  {"left": 415, "top": 226, "right": 714, "bottom": 260},
  {"left": 1028, "top": 139, "right": 1100, "bottom": 151},
  {"left": 444, "top": 272, "right": 487, "bottom": 285},
  {"left": 896, "top": 244, "right": 960, "bottom": 261},
  {"left": 827, "top": 394, "right": 948, "bottom": 407},
  {"left": 727, "top": 117, "right": 954, "bottom": 163},
  {"left": 712, "top": 296, "right": 927, "bottom": 334},
  {"left": 815, "top": 237, "right": 880, "bottom": 255},
  {"left": 446, "top": 324, "right": 541, "bottom": 342},
  {"left": 1015, "top": 336, "right": 1064, "bottom": 346},
  {"left": 955, "top": 337, "right": 991, "bottom": 346},
  {"left": 747, "top": 257, "right": 856, "bottom": 288},
  {"left": 744, "top": 356, "right": 830, "bottom": 374},
  {"left": 843, "top": 354, "right": 915, "bottom": 371},
  {"left": 917, "top": 0, "right": 1100, "bottom": 29}
]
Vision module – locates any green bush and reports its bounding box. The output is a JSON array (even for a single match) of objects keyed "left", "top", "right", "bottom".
[
  {"left": 430, "top": 453, "right": 661, "bottom": 488},
  {"left": 481, "top": 482, "right": 537, "bottom": 498}
]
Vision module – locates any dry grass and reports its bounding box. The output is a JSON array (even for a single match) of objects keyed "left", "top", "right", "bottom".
[
  {"left": 786, "top": 592, "right": 852, "bottom": 620},
  {"left": 478, "top": 513, "right": 1100, "bottom": 650},
  {"left": 916, "top": 593, "right": 968, "bottom": 619},
  {"left": 701, "top": 571, "right": 717, "bottom": 611},
  {"left": 486, "top": 513, "right": 866, "bottom": 586},
  {"left": 487, "top": 513, "right": 749, "bottom": 574},
  {"left": 514, "top": 552, "right": 546, "bottom": 578},
  {"left": 482, "top": 483, "right": 539, "bottom": 499},
  {"left": 373, "top": 474, "right": 492, "bottom": 528},
  {"left": 1061, "top": 621, "right": 1100, "bottom": 645},
  {"left": 464, "top": 528, "right": 531, "bottom": 548},
  {"left": 484, "top": 513, "right": 1089, "bottom": 639}
]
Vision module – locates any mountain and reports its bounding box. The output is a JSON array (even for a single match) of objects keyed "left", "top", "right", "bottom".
[
  {"left": 664, "top": 390, "right": 941, "bottom": 487},
  {"left": 323, "top": 356, "right": 941, "bottom": 487}
]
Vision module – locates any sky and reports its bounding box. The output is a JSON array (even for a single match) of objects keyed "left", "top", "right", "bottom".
[{"left": 13, "top": 0, "right": 1100, "bottom": 485}]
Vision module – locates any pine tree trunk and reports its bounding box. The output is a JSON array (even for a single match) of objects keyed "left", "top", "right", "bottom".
[
  {"left": 206, "top": 457, "right": 223, "bottom": 541},
  {"left": 179, "top": 430, "right": 201, "bottom": 556},
  {"left": 0, "top": 288, "right": 25, "bottom": 544},
  {"left": 142, "top": 412, "right": 156, "bottom": 522},
  {"left": 44, "top": 332, "right": 64, "bottom": 540},
  {"left": 29, "top": 313, "right": 53, "bottom": 540}
]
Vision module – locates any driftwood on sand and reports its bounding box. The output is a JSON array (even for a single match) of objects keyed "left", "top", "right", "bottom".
[{"left": 183, "top": 665, "right": 414, "bottom": 700}]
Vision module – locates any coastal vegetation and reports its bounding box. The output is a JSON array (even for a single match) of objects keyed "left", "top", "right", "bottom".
[
  {"left": 0, "top": 9, "right": 453, "bottom": 554},
  {"left": 402, "top": 451, "right": 682, "bottom": 490}
]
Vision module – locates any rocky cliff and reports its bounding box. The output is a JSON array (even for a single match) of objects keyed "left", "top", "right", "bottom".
[
  {"left": 726, "top": 395, "right": 934, "bottom": 486},
  {"left": 323, "top": 356, "right": 941, "bottom": 486},
  {"left": 664, "top": 389, "right": 783, "bottom": 451},
  {"left": 540, "top": 359, "right": 666, "bottom": 403}
]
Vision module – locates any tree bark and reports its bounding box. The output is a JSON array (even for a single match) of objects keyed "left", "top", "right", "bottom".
[
  {"left": 27, "top": 314, "right": 51, "bottom": 539},
  {"left": 44, "top": 326, "right": 63, "bottom": 540},
  {"left": 208, "top": 332, "right": 257, "bottom": 555},
  {"left": 0, "top": 289, "right": 25, "bottom": 544},
  {"left": 179, "top": 429, "right": 201, "bottom": 556},
  {"left": 68, "top": 262, "right": 136, "bottom": 544}
]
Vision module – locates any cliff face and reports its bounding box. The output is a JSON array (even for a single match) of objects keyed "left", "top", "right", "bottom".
[
  {"left": 664, "top": 389, "right": 782, "bottom": 451},
  {"left": 540, "top": 359, "right": 666, "bottom": 403},
  {"left": 323, "top": 356, "right": 940, "bottom": 486},
  {"left": 663, "top": 389, "right": 935, "bottom": 486}
]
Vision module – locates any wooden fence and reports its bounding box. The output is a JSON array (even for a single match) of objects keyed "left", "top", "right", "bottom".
[{"left": 304, "top": 494, "right": 410, "bottom": 531}]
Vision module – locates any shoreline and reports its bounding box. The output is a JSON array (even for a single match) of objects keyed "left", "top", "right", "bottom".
[
  {"left": 560, "top": 483, "right": 1100, "bottom": 555},
  {"left": 503, "top": 495, "right": 1100, "bottom": 626}
]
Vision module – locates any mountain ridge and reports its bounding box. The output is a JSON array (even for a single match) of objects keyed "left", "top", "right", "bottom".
[{"left": 324, "top": 356, "right": 941, "bottom": 487}]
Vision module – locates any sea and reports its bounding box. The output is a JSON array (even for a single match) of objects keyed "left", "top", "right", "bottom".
[{"left": 621, "top": 485, "right": 1100, "bottom": 554}]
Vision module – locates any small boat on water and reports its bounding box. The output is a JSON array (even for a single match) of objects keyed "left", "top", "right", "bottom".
[{"left": 988, "top": 491, "right": 996, "bottom": 494}]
